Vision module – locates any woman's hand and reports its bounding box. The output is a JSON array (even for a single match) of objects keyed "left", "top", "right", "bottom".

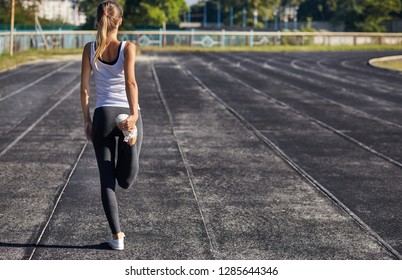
[
  {"left": 117, "top": 114, "right": 137, "bottom": 132},
  {"left": 84, "top": 121, "right": 92, "bottom": 141}
]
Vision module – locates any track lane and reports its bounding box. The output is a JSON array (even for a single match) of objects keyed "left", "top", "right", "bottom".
[
  {"left": 198, "top": 52, "right": 402, "bottom": 164},
  {"left": 0, "top": 78, "right": 85, "bottom": 259},
  {"left": 1, "top": 52, "right": 401, "bottom": 260},
  {"left": 0, "top": 62, "right": 47, "bottom": 81},
  {"left": 0, "top": 62, "right": 75, "bottom": 100},
  {"left": 171, "top": 52, "right": 402, "bottom": 256},
  {"left": 311, "top": 52, "right": 402, "bottom": 82},
  {"left": 29, "top": 59, "right": 214, "bottom": 260},
  {"left": 148, "top": 55, "right": 396, "bottom": 259},
  {"left": 0, "top": 61, "right": 81, "bottom": 139},
  {"left": 249, "top": 51, "right": 402, "bottom": 98},
  {"left": 235, "top": 52, "right": 402, "bottom": 113},
  {"left": 150, "top": 62, "right": 217, "bottom": 255}
]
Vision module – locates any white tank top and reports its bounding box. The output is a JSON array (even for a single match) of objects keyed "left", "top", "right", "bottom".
[{"left": 90, "top": 41, "right": 130, "bottom": 109}]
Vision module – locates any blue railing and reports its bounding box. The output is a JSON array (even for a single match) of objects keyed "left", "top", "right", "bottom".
[{"left": 1, "top": 30, "right": 402, "bottom": 55}]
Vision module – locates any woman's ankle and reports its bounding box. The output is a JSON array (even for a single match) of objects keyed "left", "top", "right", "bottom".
[{"left": 113, "top": 232, "right": 125, "bottom": 240}]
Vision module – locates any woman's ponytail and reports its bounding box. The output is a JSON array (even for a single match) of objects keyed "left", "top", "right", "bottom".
[{"left": 94, "top": 1, "right": 123, "bottom": 66}]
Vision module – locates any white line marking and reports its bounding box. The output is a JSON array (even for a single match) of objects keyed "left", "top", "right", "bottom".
[
  {"left": 0, "top": 62, "right": 74, "bottom": 102},
  {"left": 0, "top": 83, "right": 80, "bottom": 158},
  {"left": 289, "top": 58, "right": 398, "bottom": 93},
  {"left": 151, "top": 62, "right": 217, "bottom": 255},
  {"left": 209, "top": 52, "right": 402, "bottom": 130},
  {"left": 28, "top": 142, "right": 88, "bottom": 260},
  {"left": 179, "top": 58, "right": 401, "bottom": 260},
  {"left": 0, "top": 63, "right": 39, "bottom": 81},
  {"left": 197, "top": 54, "right": 402, "bottom": 169}
]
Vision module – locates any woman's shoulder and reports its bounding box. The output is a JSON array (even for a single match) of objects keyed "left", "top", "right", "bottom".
[
  {"left": 123, "top": 41, "right": 137, "bottom": 58},
  {"left": 82, "top": 42, "right": 93, "bottom": 59},
  {"left": 84, "top": 41, "right": 94, "bottom": 48},
  {"left": 83, "top": 41, "right": 93, "bottom": 53},
  {"left": 124, "top": 41, "right": 136, "bottom": 51}
]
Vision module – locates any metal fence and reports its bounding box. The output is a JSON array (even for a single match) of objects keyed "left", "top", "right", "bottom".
[{"left": 1, "top": 30, "right": 402, "bottom": 54}]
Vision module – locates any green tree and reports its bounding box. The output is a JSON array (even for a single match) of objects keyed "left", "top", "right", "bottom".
[
  {"left": 123, "top": 0, "right": 187, "bottom": 28},
  {"left": 328, "top": 0, "right": 402, "bottom": 31},
  {"left": 138, "top": 2, "right": 166, "bottom": 26},
  {"left": 190, "top": 0, "right": 302, "bottom": 28},
  {"left": 298, "top": 0, "right": 333, "bottom": 21},
  {"left": 0, "top": 0, "right": 38, "bottom": 26}
]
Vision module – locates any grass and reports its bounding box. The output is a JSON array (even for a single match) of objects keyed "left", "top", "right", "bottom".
[
  {"left": 371, "top": 59, "right": 402, "bottom": 72},
  {"left": 2, "top": 44, "right": 402, "bottom": 73}
]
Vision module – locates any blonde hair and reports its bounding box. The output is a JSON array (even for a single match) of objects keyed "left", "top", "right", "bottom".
[{"left": 94, "top": 1, "right": 123, "bottom": 65}]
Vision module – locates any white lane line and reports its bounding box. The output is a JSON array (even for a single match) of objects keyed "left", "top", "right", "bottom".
[
  {"left": 0, "top": 75, "right": 80, "bottom": 137},
  {"left": 289, "top": 58, "right": 399, "bottom": 93},
  {"left": 0, "top": 62, "right": 74, "bottom": 102},
  {"left": 192, "top": 54, "right": 402, "bottom": 170},
  {"left": 208, "top": 52, "right": 402, "bottom": 130},
  {"left": 151, "top": 62, "right": 217, "bottom": 256},
  {"left": 0, "top": 83, "right": 80, "bottom": 158},
  {"left": 248, "top": 54, "right": 399, "bottom": 102},
  {"left": 0, "top": 63, "right": 40, "bottom": 81},
  {"left": 178, "top": 58, "right": 402, "bottom": 260},
  {"left": 246, "top": 52, "right": 402, "bottom": 98},
  {"left": 28, "top": 142, "right": 88, "bottom": 260}
]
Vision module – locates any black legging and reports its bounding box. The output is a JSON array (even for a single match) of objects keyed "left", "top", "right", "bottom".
[{"left": 92, "top": 106, "right": 143, "bottom": 234}]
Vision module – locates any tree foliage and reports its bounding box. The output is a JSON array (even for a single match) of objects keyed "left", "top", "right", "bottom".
[
  {"left": 2, "top": 0, "right": 401, "bottom": 32},
  {"left": 297, "top": 0, "right": 402, "bottom": 31},
  {"left": 124, "top": 0, "right": 188, "bottom": 28},
  {"left": 188, "top": 0, "right": 401, "bottom": 31},
  {"left": 298, "top": 0, "right": 333, "bottom": 21},
  {"left": 325, "top": 0, "right": 402, "bottom": 32},
  {"left": 190, "top": 1, "right": 311, "bottom": 28},
  {"left": 80, "top": 0, "right": 187, "bottom": 29},
  {"left": 0, "top": 0, "right": 38, "bottom": 26}
]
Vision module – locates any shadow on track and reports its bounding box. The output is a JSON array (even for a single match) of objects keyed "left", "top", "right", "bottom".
[{"left": 0, "top": 242, "right": 111, "bottom": 250}]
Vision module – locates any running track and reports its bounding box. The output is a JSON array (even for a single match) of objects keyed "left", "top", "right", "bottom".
[{"left": 0, "top": 51, "right": 401, "bottom": 260}]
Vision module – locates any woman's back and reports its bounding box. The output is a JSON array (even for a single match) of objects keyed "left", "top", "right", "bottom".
[
  {"left": 90, "top": 41, "right": 128, "bottom": 109},
  {"left": 98, "top": 41, "right": 122, "bottom": 63}
]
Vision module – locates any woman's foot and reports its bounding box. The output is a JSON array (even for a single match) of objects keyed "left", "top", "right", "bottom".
[
  {"left": 115, "top": 114, "right": 137, "bottom": 146},
  {"left": 108, "top": 232, "right": 125, "bottom": 250},
  {"left": 127, "top": 132, "right": 137, "bottom": 146}
]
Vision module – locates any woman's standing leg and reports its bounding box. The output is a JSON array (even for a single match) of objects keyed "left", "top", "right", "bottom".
[
  {"left": 116, "top": 111, "right": 143, "bottom": 189},
  {"left": 92, "top": 107, "right": 122, "bottom": 235}
]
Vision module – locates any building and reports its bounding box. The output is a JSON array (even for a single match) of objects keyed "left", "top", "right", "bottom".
[{"left": 25, "top": 0, "right": 86, "bottom": 25}]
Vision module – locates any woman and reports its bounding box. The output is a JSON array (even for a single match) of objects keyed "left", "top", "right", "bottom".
[{"left": 80, "top": 0, "right": 142, "bottom": 251}]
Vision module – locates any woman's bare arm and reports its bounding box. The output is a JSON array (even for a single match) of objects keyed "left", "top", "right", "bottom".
[
  {"left": 120, "top": 41, "right": 139, "bottom": 132},
  {"left": 80, "top": 42, "right": 92, "bottom": 141}
]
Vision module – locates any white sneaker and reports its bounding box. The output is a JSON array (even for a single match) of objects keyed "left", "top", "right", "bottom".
[{"left": 108, "top": 234, "right": 125, "bottom": 251}]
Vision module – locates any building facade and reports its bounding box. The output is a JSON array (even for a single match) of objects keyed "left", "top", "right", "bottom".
[{"left": 25, "top": 0, "right": 85, "bottom": 25}]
